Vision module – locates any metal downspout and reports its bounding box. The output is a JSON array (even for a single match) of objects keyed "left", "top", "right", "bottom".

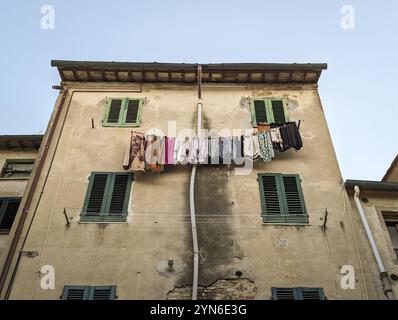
[
  {"left": 353, "top": 186, "right": 395, "bottom": 300},
  {"left": 189, "top": 65, "right": 202, "bottom": 300}
]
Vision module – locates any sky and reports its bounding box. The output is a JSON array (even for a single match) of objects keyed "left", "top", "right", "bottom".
[{"left": 0, "top": 1, "right": 397, "bottom": 181}]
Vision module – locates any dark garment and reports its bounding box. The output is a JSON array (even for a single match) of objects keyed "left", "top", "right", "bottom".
[
  {"left": 271, "top": 122, "right": 302, "bottom": 151},
  {"left": 240, "top": 135, "right": 244, "bottom": 158},
  {"left": 278, "top": 122, "right": 303, "bottom": 151}
]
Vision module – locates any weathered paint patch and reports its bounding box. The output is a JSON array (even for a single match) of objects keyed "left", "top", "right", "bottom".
[{"left": 167, "top": 278, "right": 257, "bottom": 300}]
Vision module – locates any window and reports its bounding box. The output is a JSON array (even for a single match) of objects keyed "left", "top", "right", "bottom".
[
  {"left": 0, "top": 198, "right": 21, "bottom": 233},
  {"left": 1, "top": 159, "right": 35, "bottom": 179},
  {"left": 250, "top": 98, "right": 289, "bottom": 127},
  {"left": 272, "top": 287, "right": 325, "bottom": 300},
  {"left": 382, "top": 212, "right": 398, "bottom": 257},
  {"left": 62, "top": 285, "right": 116, "bottom": 300},
  {"left": 81, "top": 172, "right": 133, "bottom": 222},
  {"left": 103, "top": 98, "right": 143, "bottom": 127},
  {"left": 258, "top": 173, "right": 308, "bottom": 224}
]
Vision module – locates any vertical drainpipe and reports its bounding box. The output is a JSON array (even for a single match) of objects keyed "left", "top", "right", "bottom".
[
  {"left": 353, "top": 186, "right": 395, "bottom": 300},
  {"left": 189, "top": 65, "right": 202, "bottom": 300}
]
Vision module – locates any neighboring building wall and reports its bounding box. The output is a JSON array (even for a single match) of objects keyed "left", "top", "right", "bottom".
[
  {"left": 0, "top": 148, "right": 39, "bottom": 261},
  {"left": 346, "top": 190, "right": 398, "bottom": 298},
  {"left": 382, "top": 155, "right": 398, "bottom": 182},
  {"left": 1, "top": 81, "right": 386, "bottom": 300}
]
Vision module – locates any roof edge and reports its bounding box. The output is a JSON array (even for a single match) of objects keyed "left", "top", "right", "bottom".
[
  {"left": 344, "top": 179, "right": 398, "bottom": 193},
  {"left": 51, "top": 60, "right": 328, "bottom": 71}
]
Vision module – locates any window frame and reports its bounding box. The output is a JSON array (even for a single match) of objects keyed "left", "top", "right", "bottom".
[
  {"left": 271, "top": 287, "right": 325, "bottom": 300},
  {"left": 250, "top": 98, "right": 289, "bottom": 127},
  {"left": 0, "top": 197, "right": 22, "bottom": 234},
  {"left": 0, "top": 159, "right": 35, "bottom": 180},
  {"left": 103, "top": 97, "right": 143, "bottom": 127},
  {"left": 381, "top": 210, "right": 398, "bottom": 258},
  {"left": 81, "top": 172, "right": 133, "bottom": 222},
  {"left": 61, "top": 285, "right": 116, "bottom": 300},
  {"left": 257, "top": 173, "right": 308, "bottom": 225}
]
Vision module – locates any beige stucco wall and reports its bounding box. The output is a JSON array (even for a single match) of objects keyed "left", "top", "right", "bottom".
[
  {"left": 2, "top": 82, "right": 388, "bottom": 299},
  {"left": 0, "top": 150, "right": 37, "bottom": 260}
]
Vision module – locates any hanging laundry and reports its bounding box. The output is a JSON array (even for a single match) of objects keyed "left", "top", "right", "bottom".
[
  {"left": 187, "top": 137, "right": 199, "bottom": 164},
  {"left": 208, "top": 136, "right": 219, "bottom": 164},
  {"left": 257, "top": 124, "right": 275, "bottom": 162},
  {"left": 220, "top": 136, "right": 233, "bottom": 164},
  {"left": 165, "top": 136, "right": 175, "bottom": 165},
  {"left": 270, "top": 127, "right": 283, "bottom": 150},
  {"left": 123, "top": 131, "right": 146, "bottom": 172},
  {"left": 145, "top": 134, "right": 164, "bottom": 173},
  {"left": 232, "top": 136, "right": 245, "bottom": 165},
  {"left": 243, "top": 131, "right": 260, "bottom": 160},
  {"left": 198, "top": 137, "right": 208, "bottom": 164},
  {"left": 174, "top": 137, "right": 190, "bottom": 164},
  {"left": 272, "top": 122, "right": 303, "bottom": 151}
]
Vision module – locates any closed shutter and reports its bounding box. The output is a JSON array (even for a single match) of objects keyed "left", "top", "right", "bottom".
[
  {"left": 106, "top": 99, "right": 123, "bottom": 123},
  {"left": 108, "top": 174, "right": 129, "bottom": 216},
  {"left": 301, "top": 288, "right": 325, "bottom": 300},
  {"left": 91, "top": 286, "right": 116, "bottom": 300},
  {"left": 260, "top": 175, "right": 283, "bottom": 216},
  {"left": 124, "top": 99, "right": 140, "bottom": 125},
  {"left": 258, "top": 174, "right": 308, "bottom": 224},
  {"left": 272, "top": 288, "right": 296, "bottom": 300},
  {"left": 82, "top": 173, "right": 132, "bottom": 221},
  {"left": 62, "top": 286, "right": 90, "bottom": 300},
  {"left": 85, "top": 174, "right": 109, "bottom": 215},
  {"left": 282, "top": 176, "right": 306, "bottom": 215},
  {"left": 0, "top": 198, "right": 21, "bottom": 232},
  {"left": 254, "top": 100, "right": 268, "bottom": 124},
  {"left": 272, "top": 287, "right": 325, "bottom": 300},
  {"left": 271, "top": 100, "right": 286, "bottom": 123}
]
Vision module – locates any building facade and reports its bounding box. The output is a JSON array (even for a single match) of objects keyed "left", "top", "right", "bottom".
[
  {"left": 0, "top": 61, "right": 395, "bottom": 300},
  {"left": 0, "top": 135, "right": 42, "bottom": 264},
  {"left": 344, "top": 155, "right": 398, "bottom": 300}
]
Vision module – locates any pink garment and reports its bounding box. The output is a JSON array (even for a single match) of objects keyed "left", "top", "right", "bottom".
[{"left": 165, "top": 137, "right": 176, "bottom": 164}]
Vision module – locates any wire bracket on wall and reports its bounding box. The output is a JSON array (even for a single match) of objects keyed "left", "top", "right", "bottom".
[
  {"left": 322, "top": 209, "right": 328, "bottom": 231},
  {"left": 63, "top": 208, "right": 71, "bottom": 226}
]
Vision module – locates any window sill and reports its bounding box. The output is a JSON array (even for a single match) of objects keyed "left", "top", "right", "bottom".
[
  {"left": 262, "top": 214, "right": 309, "bottom": 225},
  {"left": 102, "top": 124, "right": 141, "bottom": 128},
  {"left": 0, "top": 177, "right": 30, "bottom": 181},
  {"left": 79, "top": 215, "right": 127, "bottom": 223}
]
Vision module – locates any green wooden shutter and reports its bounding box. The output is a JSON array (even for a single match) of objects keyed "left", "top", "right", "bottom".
[
  {"left": 103, "top": 99, "right": 124, "bottom": 126},
  {"left": 62, "top": 286, "right": 91, "bottom": 300},
  {"left": 82, "top": 173, "right": 132, "bottom": 222},
  {"left": 300, "top": 288, "right": 325, "bottom": 300},
  {"left": 106, "top": 174, "right": 132, "bottom": 216},
  {"left": 258, "top": 174, "right": 308, "bottom": 224},
  {"left": 0, "top": 198, "right": 21, "bottom": 233},
  {"left": 258, "top": 174, "right": 284, "bottom": 218},
  {"left": 270, "top": 100, "right": 286, "bottom": 123},
  {"left": 272, "top": 288, "right": 296, "bottom": 300},
  {"left": 272, "top": 287, "right": 325, "bottom": 300},
  {"left": 83, "top": 173, "right": 110, "bottom": 216},
  {"left": 280, "top": 175, "right": 308, "bottom": 224},
  {"left": 123, "top": 99, "right": 142, "bottom": 127},
  {"left": 251, "top": 98, "right": 290, "bottom": 126},
  {"left": 90, "top": 286, "right": 117, "bottom": 300},
  {"left": 251, "top": 99, "right": 268, "bottom": 127}
]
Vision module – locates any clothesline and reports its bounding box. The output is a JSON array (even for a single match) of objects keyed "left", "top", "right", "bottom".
[{"left": 123, "top": 121, "right": 303, "bottom": 173}]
